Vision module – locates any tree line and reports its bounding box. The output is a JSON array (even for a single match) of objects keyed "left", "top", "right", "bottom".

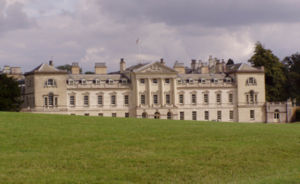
[{"left": 0, "top": 42, "right": 299, "bottom": 111}]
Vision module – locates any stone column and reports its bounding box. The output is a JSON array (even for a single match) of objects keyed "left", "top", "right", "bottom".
[
  {"left": 147, "top": 78, "right": 151, "bottom": 107},
  {"left": 160, "top": 78, "right": 164, "bottom": 107},
  {"left": 172, "top": 77, "right": 177, "bottom": 106}
]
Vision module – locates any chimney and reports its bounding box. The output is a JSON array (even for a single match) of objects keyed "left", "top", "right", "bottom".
[
  {"left": 49, "top": 60, "right": 53, "bottom": 66},
  {"left": 71, "top": 62, "right": 80, "bottom": 75},
  {"left": 120, "top": 58, "right": 126, "bottom": 73},
  {"left": 201, "top": 65, "right": 209, "bottom": 74},
  {"left": 95, "top": 63, "right": 107, "bottom": 74},
  {"left": 173, "top": 61, "right": 185, "bottom": 74},
  {"left": 160, "top": 58, "right": 165, "bottom": 65},
  {"left": 191, "top": 59, "right": 197, "bottom": 71},
  {"left": 215, "top": 61, "right": 224, "bottom": 73}
]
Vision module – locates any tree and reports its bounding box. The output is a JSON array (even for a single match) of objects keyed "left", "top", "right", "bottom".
[
  {"left": 0, "top": 74, "right": 22, "bottom": 111},
  {"left": 282, "top": 53, "right": 300, "bottom": 104},
  {"left": 226, "top": 58, "right": 234, "bottom": 65},
  {"left": 248, "top": 42, "right": 287, "bottom": 101},
  {"left": 85, "top": 71, "right": 95, "bottom": 74},
  {"left": 56, "top": 64, "right": 82, "bottom": 73}
]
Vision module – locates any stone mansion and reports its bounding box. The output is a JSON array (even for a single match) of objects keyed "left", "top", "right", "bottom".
[{"left": 20, "top": 56, "right": 286, "bottom": 123}]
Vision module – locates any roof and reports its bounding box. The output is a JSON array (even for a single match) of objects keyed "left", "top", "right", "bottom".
[
  {"left": 178, "top": 73, "right": 227, "bottom": 80},
  {"left": 227, "top": 63, "right": 264, "bottom": 73},
  {"left": 25, "top": 63, "right": 67, "bottom": 75},
  {"left": 68, "top": 74, "right": 128, "bottom": 80}
]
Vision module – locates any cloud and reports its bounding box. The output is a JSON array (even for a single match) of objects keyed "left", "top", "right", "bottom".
[
  {"left": 0, "top": 0, "right": 300, "bottom": 73},
  {"left": 0, "top": 0, "right": 34, "bottom": 34}
]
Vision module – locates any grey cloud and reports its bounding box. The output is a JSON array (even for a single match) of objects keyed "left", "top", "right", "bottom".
[
  {"left": 96, "top": 0, "right": 300, "bottom": 27},
  {"left": 0, "top": 0, "right": 34, "bottom": 34}
]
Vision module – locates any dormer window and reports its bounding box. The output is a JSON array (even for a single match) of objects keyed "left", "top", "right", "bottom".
[
  {"left": 107, "top": 79, "right": 113, "bottom": 84},
  {"left": 94, "top": 79, "right": 100, "bottom": 85},
  {"left": 187, "top": 78, "right": 194, "bottom": 84},
  {"left": 201, "top": 79, "right": 206, "bottom": 84},
  {"left": 177, "top": 79, "right": 183, "bottom": 84},
  {"left": 121, "top": 79, "right": 127, "bottom": 84},
  {"left": 81, "top": 79, "right": 87, "bottom": 85},
  {"left": 68, "top": 79, "right": 74, "bottom": 85},
  {"left": 246, "top": 77, "right": 257, "bottom": 86}
]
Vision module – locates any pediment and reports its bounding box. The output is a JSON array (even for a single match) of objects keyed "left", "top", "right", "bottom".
[{"left": 134, "top": 62, "right": 178, "bottom": 74}]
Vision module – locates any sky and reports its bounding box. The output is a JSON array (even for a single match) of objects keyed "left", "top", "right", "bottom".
[{"left": 0, "top": 0, "right": 300, "bottom": 72}]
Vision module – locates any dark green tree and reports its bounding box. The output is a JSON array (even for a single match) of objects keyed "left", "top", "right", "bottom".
[
  {"left": 0, "top": 74, "right": 22, "bottom": 111},
  {"left": 226, "top": 58, "right": 234, "bottom": 65},
  {"left": 56, "top": 64, "right": 82, "bottom": 73},
  {"left": 85, "top": 71, "right": 95, "bottom": 74},
  {"left": 282, "top": 53, "right": 300, "bottom": 104},
  {"left": 248, "top": 42, "right": 287, "bottom": 101}
]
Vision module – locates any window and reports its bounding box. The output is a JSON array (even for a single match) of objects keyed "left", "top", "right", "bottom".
[
  {"left": 153, "top": 79, "right": 158, "bottom": 84},
  {"left": 192, "top": 94, "right": 197, "bottom": 104},
  {"left": 165, "top": 78, "right": 170, "bottom": 84},
  {"left": 81, "top": 79, "right": 87, "bottom": 85},
  {"left": 111, "top": 95, "right": 116, "bottom": 105},
  {"left": 54, "top": 97, "right": 58, "bottom": 106},
  {"left": 141, "top": 95, "right": 146, "bottom": 105},
  {"left": 274, "top": 110, "right": 280, "bottom": 119},
  {"left": 44, "top": 97, "right": 48, "bottom": 106},
  {"left": 124, "top": 95, "right": 129, "bottom": 105},
  {"left": 84, "top": 95, "right": 89, "bottom": 106},
  {"left": 121, "top": 79, "right": 127, "bottom": 84},
  {"left": 246, "top": 77, "right": 257, "bottom": 86},
  {"left": 188, "top": 78, "right": 194, "bottom": 84},
  {"left": 49, "top": 93, "right": 54, "bottom": 106},
  {"left": 201, "top": 79, "right": 206, "bottom": 84},
  {"left": 142, "top": 112, "right": 147, "bottom": 118},
  {"left": 107, "top": 79, "right": 113, "bottom": 85},
  {"left": 180, "top": 112, "right": 184, "bottom": 120},
  {"left": 84, "top": 113, "right": 89, "bottom": 116},
  {"left": 205, "top": 111, "right": 209, "bottom": 120},
  {"left": 204, "top": 93, "right": 209, "bottom": 104},
  {"left": 216, "top": 93, "right": 221, "bottom": 104},
  {"left": 68, "top": 79, "right": 74, "bottom": 85},
  {"left": 178, "top": 79, "right": 183, "bottom": 84},
  {"left": 192, "top": 111, "right": 197, "bottom": 120},
  {"left": 153, "top": 95, "right": 158, "bottom": 104},
  {"left": 247, "top": 91, "right": 257, "bottom": 104},
  {"left": 112, "top": 113, "right": 117, "bottom": 117},
  {"left": 154, "top": 112, "right": 160, "bottom": 119},
  {"left": 125, "top": 113, "right": 129, "bottom": 118},
  {"left": 250, "top": 110, "right": 255, "bottom": 120},
  {"left": 217, "top": 111, "right": 222, "bottom": 121},
  {"left": 45, "top": 79, "right": 56, "bottom": 87},
  {"left": 179, "top": 94, "right": 184, "bottom": 104},
  {"left": 140, "top": 79, "right": 145, "bottom": 84},
  {"left": 229, "top": 93, "right": 233, "bottom": 103},
  {"left": 98, "top": 113, "right": 103, "bottom": 117},
  {"left": 98, "top": 95, "right": 103, "bottom": 105},
  {"left": 230, "top": 110, "right": 234, "bottom": 120},
  {"left": 95, "top": 79, "right": 100, "bottom": 85},
  {"left": 167, "top": 112, "right": 172, "bottom": 120},
  {"left": 70, "top": 96, "right": 75, "bottom": 106},
  {"left": 166, "top": 94, "right": 171, "bottom": 104}
]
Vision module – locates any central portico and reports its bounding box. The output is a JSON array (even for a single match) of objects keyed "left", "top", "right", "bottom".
[{"left": 128, "top": 60, "right": 179, "bottom": 119}]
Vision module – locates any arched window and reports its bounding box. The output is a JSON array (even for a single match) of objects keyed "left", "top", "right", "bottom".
[
  {"left": 167, "top": 112, "right": 172, "bottom": 120},
  {"left": 142, "top": 112, "right": 147, "bottom": 119},
  {"left": 154, "top": 112, "right": 160, "bottom": 119},
  {"left": 44, "top": 93, "right": 58, "bottom": 107},
  {"left": 246, "top": 90, "right": 258, "bottom": 104},
  {"left": 274, "top": 109, "right": 280, "bottom": 119},
  {"left": 246, "top": 77, "right": 257, "bottom": 86}
]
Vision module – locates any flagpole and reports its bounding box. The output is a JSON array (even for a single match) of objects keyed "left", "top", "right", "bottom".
[{"left": 136, "top": 38, "right": 142, "bottom": 63}]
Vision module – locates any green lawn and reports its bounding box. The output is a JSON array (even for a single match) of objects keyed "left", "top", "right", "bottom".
[{"left": 0, "top": 112, "right": 300, "bottom": 184}]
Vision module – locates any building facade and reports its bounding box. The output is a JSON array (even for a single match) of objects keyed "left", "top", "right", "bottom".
[{"left": 22, "top": 57, "right": 269, "bottom": 123}]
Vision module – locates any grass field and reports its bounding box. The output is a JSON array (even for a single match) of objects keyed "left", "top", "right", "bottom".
[{"left": 0, "top": 112, "right": 300, "bottom": 184}]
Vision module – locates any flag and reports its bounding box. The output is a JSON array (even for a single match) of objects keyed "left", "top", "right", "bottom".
[{"left": 136, "top": 38, "right": 139, "bottom": 44}]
